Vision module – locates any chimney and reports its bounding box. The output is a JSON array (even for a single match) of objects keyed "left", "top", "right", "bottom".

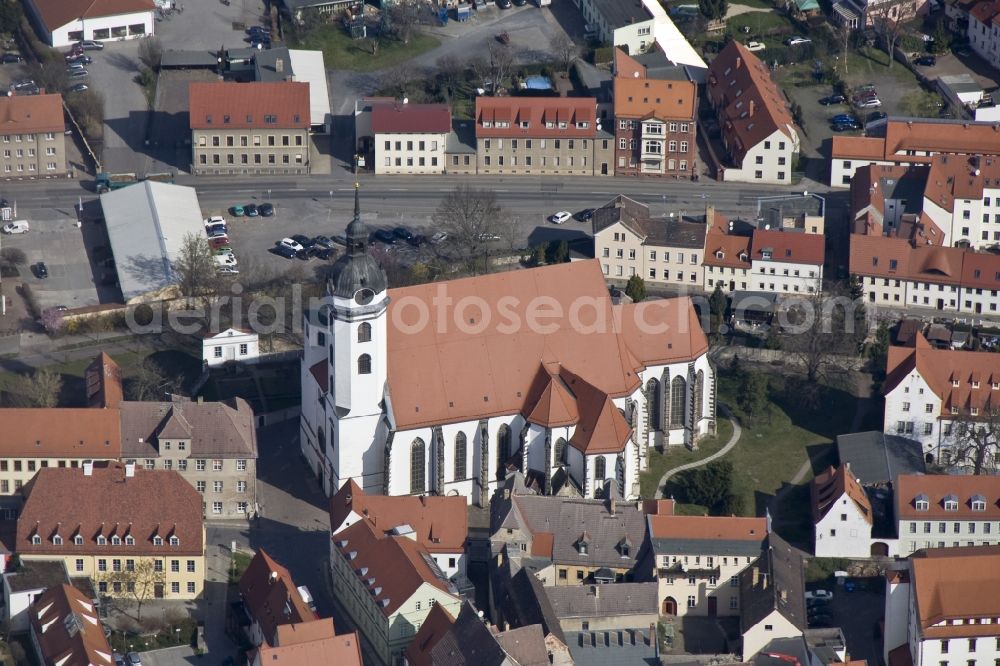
[
  {"left": 762, "top": 573, "right": 769, "bottom": 589},
  {"left": 749, "top": 100, "right": 755, "bottom": 118},
  {"left": 125, "top": 462, "right": 135, "bottom": 478},
  {"left": 269, "top": 571, "right": 279, "bottom": 583},
  {"left": 609, "top": 492, "right": 616, "bottom": 517},
  {"left": 705, "top": 205, "right": 716, "bottom": 231},
  {"left": 592, "top": 584, "right": 600, "bottom": 598},
  {"left": 780, "top": 589, "right": 788, "bottom": 603},
  {"left": 751, "top": 566, "right": 759, "bottom": 586},
  {"left": 276, "top": 58, "right": 284, "bottom": 73},
  {"left": 736, "top": 56, "right": 742, "bottom": 70},
  {"left": 197, "top": 395, "right": 203, "bottom": 404},
  {"left": 83, "top": 460, "right": 93, "bottom": 477}
]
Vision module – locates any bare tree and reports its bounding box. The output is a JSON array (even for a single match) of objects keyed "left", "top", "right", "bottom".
[
  {"left": 173, "top": 232, "right": 219, "bottom": 300},
  {"left": 27, "top": 60, "right": 67, "bottom": 95},
  {"left": 138, "top": 36, "right": 163, "bottom": 71},
  {"left": 432, "top": 185, "right": 503, "bottom": 272},
  {"left": 437, "top": 54, "right": 464, "bottom": 98},
  {"left": 379, "top": 63, "right": 415, "bottom": 98},
  {"left": 868, "top": 6, "right": 903, "bottom": 68},
  {"left": 11, "top": 368, "right": 63, "bottom": 407},
  {"left": 389, "top": 2, "right": 420, "bottom": 44},
  {"left": 367, "top": 33, "right": 381, "bottom": 56},
  {"left": 97, "top": 559, "right": 166, "bottom": 622},
  {"left": 470, "top": 56, "right": 491, "bottom": 90},
  {"left": 949, "top": 409, "right": 1000, "bottom": 475},
  {"left": 486, "top": 40, "right": 514, "bottom": 94},
  {"left": 124, "top": 360, "right": 183, "bottom": 402},
  {"left": 552, "top": 33, "right": 580, "bottom": 73}
]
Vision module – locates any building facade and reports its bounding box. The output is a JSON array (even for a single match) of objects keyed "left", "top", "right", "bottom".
[
  {"left": 812, "top": 464, "right": 874, "bottom": 558},
  {"left": 29, "top": 584, "right": 114, "bottom": 666},
  {"left": 749, "top": 229, "right": 825, "bottom": 294},
  {"left": 189, "top": 81, "right": 311, "bottom": 176},
  {"left": 202, "top": 328, "right": 260, "bottom": 367},
  {"left": 894, "top": 475, "right": 1000, "bottom": 555},
  {"left": 575, "top": 0, "right": 659, "bottom": 52},
  {"left": 0, "top": 94, "right": 67, "bottom": 178},
  {"left": 738, "top": 534, "right": 806, "bottom": 659},
  {"left": 475, "top": 97, "right": 612, "bottom": 177},
  {"left": 24, "top": 0, "right": 154, "bottom": 47},
  {"left": 367, "top": 102, "right": 450, "bottom": 175}
]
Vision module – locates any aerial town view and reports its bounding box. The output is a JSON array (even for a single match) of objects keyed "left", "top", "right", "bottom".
[{"left": 0, "top": 0, "right": 997, "bottom": 663}]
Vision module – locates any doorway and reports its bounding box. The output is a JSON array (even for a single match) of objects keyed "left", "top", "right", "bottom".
[
  {"left": 154, "top": 583, "right": 164, "bottom": 599},
  {"left": 662, "top": 597, "right": 677, "bottom": 615},
  {"left": 707, "top": 596, "right": 717, "bottom": 617}
]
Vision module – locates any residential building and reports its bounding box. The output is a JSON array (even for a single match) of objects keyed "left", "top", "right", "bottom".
[
  {"left": 894, "top": 474, "right": 1000, "bottom": 554},
  {"left": 249, "top": 629, "right": 364, "bottom": 666},
  {"left": 251, "top": 48, "right": 331, "bottom": 133},
  {"left": 883, "top": 546, "right": 1000, "bottom": 666},
  {"left": 833, "top": 0, "right": 927, "bottom": 29},
  {"left": 749, "top": 229, "right": 825, "bottom": 294},
  {"left": 329, "top": 516, "right": 463, "bottom": 666},
  {"left": 239, "top": 549, "right": 318, "bottom": 647},
  {"left": 28, "top": 584, "right": 113, "bottom": 666},
  {"left": 575, "top": 0, "right": 660, "bottom": 54},
  {"left": 491, "top": 568, "right": 573, "bottom": 664},
  {"left": 848, "top": 164, "right": 940, "bottom": 241},
  {"left": 545, "top": 583, "right": 658, "bottom": 632},
  {"left": 475, "top": 97, "right": 612, "bottom": 177},
  {"left": 564, "top": 625, "right": 659, "bottom": 665},
  {"left": 299, "top": 192, "right": 716, "bottom": 504},
  {"left": 703, "top": 213, "right": 754, "bottom": 293},
  {"left": 969, "top": 0, "right": 1000, "bottom": 69},
  {"left": 490, "top": 477, "right": 648, "bottom": 586},
  {"left": 612, "top": 48, "right": 698, "bottom": 178},
  {"left": 278, "top": 0, "right": 356, "bottom": 21},
  {"left": 830, "top": 118, "right": 1000, "bottom": 187},
  {"left": 756, "top": 193, "right": 826, "bottom": 236},
  {"left": 592, "top": 194, "right": 707, "bottom": 286},
  {"left": 330, "top": 480, "right": 468, "bottom": 579},
  {"left": 811, "top": 464, "right": 874, "bottom": 558},
  {"left": 363, "top": 102, "right": 450, "bottom": 175},
  {"left": 17, "top": 461, "right": 205, "bottom": 600},
  {"left": 4, "top": 560, "right": 70, "bottom": 633},
  {"left": 189, "top": 82, "right": 311, "bottom": 175},
  {"left": 202, "top": 328, "right": 260, "bottom": 367},
  {"left": 23, "top": 0, "right": 153, "bottom": 47},
  {"left": 444, "top": 119, "right": 477, "bottom": 175},
  {"left": 835, "top": 431, "right": 926, "bottom": 486},
  {"left": 404, "top": 602, "right": 456, "bottom": 666},
  {"left": 119, "top": 397, "right": 258, "bottom": 521},
  {"left": 648, "top": 514, "right": 768, "bottom": 617},
  {"left": 739, "top": 533, "right": 806, "bottom": 659},
  {"left": 0, "top": 94, "right": 67, "bottom": 178},
  {"left": 706, "top": 41, "right": 800, "bottom": 185}
]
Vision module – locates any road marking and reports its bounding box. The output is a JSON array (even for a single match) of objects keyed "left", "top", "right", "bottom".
[
  {"left": 496, "top": 189, "right": 509, "bottom": 192},
  {"left": 389, "top": 188, "right": 409, "bottom": 192}
]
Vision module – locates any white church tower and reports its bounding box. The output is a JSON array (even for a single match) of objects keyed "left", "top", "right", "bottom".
[{"left": 300, "top": 184, "right": 389, "bottom": 496}]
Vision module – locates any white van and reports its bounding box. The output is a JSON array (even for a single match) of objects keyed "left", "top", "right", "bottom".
[{"left": 2, "top": 220, "right": 28, "bottom": 234}]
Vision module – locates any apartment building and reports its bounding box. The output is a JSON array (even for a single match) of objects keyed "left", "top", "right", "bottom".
[
  {"left": 648, "top": 514, "right": 768, "bottom": 617},
  {"left": 884, "top": 546, "right": 1000, "bottom": 666},
  {"left": 593, "top": 194, "right": 706, "bottom": 287},
  {"left": 29, "top": 584, "right": 113, "bottom": 666},
  {"left": 895, "top": 475, "right": 1000, "bottom": 556},
  {"left": 811, "top": 463, "right": 874, "bottom": 558},
  {"left": 707, "top": 42, "right": 800, "bottom": 185},
  {"left": 239, "top": 549, "right": 318, "bottom": 647},
  {"left": 545, "top": 583, "right": 658, "bottom": 631},
  {"left": 0, "top": 94, "right": 67, "bottom": 178},
  {"left": 749, "top": 229, "right": 825, "bottom": 294},
  {"left": 365, "top": 102, "right": 450, "bottom": 175},
  {"left": 612, "top": 48, "right": 697, "bottom": 178},
  {"left": 475, "top": 97, "right": 612, "bottom": 177},
  {"left": 119, "top": 398, "right": 258, "bottom": 520},
  {"left": 739, "top": 533, "right": 806, "bottom": 659},
  {"left": 830, "top": 118, "right": 1000, "bottom": 187},
  {"left": 329, "top": 517, "right": 462, "bottom": 666},
  {"left": 703, "top": 224, "right": 753, "bottom": 293},
  {"left": 575, "top": 0, "right": 659, "bottom": 53},
  {"left": 969, "top": 0, "right": 1000, "bottom": 69},
  {"left": 17, "top": 461, "right": 205, "bottom": 600},
  {"left": 189, "top": 81, "right": 311, "bottom": 175}
]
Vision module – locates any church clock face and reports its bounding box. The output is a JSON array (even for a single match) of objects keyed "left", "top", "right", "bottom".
[{"left": 355, "top": 288, "right": 375, "bottom": 305}]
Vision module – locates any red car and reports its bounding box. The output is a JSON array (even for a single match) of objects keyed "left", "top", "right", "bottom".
[{"left": 209, "top": 235, "right": 230, "bottom": 249}]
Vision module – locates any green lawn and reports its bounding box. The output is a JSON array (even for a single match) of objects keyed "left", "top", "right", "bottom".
[
  {"left": 845, "top": 46, "right": 918, "bottom": 86},
  {"left": 291, "top": 25, "right": 439, "bottom": 72},
  {"left": 726, "top": 11, "right": 796, "bottom": 37},
  {"left": 639, "top": 418, "right": 734, "bottom": 498}
]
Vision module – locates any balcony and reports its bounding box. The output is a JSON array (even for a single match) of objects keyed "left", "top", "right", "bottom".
[{"left": 657, "top": 562, "right": 721, "bottom": 578}]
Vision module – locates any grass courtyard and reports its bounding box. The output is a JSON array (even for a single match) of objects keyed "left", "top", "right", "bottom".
[{"left": 291, "top": 25, "right": 439, "bottom": 72}]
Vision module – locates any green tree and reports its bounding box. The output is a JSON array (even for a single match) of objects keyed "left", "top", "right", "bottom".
[
  {"left": 709, "top": 285, "right": 728, "bottom": 337},
  {"left": 551, "top": 240, "right": 569, "bottom": 264},
  {"left": 868, "top": 321, "right": 890, "bottom": 377},
  {"left": 0, "top": 0, "right": 23, "bottom": 33},
  {"left": 533, "top": 242, "right": 548, "bottom": 266},
  {"left": 737, "top": 369, "right": 769, "bottom": 428},
  {"left": 172, "top": 232, "right": 219, "bottom": 299},
  {"left": 12, "top": 369, "right": 63, "bottom": 407},
  {"left": 698, "top": 0, "right": 727, "bottom": 20},
  {"left": 625, "top": 275, "right": 647, "bottom": 302},
  {"left": 673, "top": 461, "right": 741, "bottom": 515},
  {"left": 931, "top": 20, "right": 951, "bottom": 54}
]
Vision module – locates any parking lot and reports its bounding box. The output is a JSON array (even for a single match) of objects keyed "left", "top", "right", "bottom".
[{"left": 808, "top": 580, "right": 885, "bottom": 666}]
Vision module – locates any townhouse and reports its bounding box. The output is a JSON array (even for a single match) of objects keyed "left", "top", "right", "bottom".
[
  {"left": 832, "top": 0, "right": 927, "bottom": 29},
  {"left": 811, "top": 464, "right": 874, "bottom": 558},
  {"left": 575, "top": 0, "right": 659, "bottom": 54},
  {"left": 329, "top": 480, "right": 469, "bottom": 579},
  {"left": 592, "top": 194, "right": 707, "bottom": 286},
  {"left": 703, "top": 214, "right": 753, "bottom": 293},
  {"left": 612, "top": 48, "right": 698, "bottom": 178},
  {"left": 830, "top": 118, "right": 1000, "bottom": 187},
  {"left": 895, "top": 474, "right": 1000, "bottom": 555},
  {"left": 364, "top": 101, "right": 451, "bottom": 175},
  {"left": 749, "top": 229, "right": 825, "bottom": 294},
  {"left": 202, "top": 328, "right": 260, "bottom": 367},
  {"left": 849, "top": 164, "right": 943, "bottom": 243},
  {"left": 545, "top": 583, "right": 658, "bottom": 631},
  {"left": 17, "top": 461, "right": 205, "bottom": 600},
  {"left": 969, "top": 0, "right": 1000, "bottom": 69},
  {"left": 29, "top": 584, "right": 114, "bottom": 666},
  {"left": 884, "top": 546, "right": 1000, "bottom": 666},
  {"left": 250, "top": 630, "right": 363, "bottom": 666},
  {"left": 648, "top": 514, "right": 768, "bottom": 617},
  {"left": 329, "top": 517, "right": 463, "bottom": 666},
  {"left": 490, "top": 568, "right": 573, "bottom": 664},
  {"left": 739, "top": 533, "right": 806, "bottom": 659},
  {"left": 239, "top": 549, "right": 319, "bottom": 647},
  {"left": 475, "top": 97, "right": 612, "bottom": 177},
  {"left": 707, "top": 41, "right": 800, "bottom": 185},
  {"left": 0, "top": 94, "right": 67, "bottom": 178},
  {"left": 189, "top": 81, "right": 311, "bottom": 175}
]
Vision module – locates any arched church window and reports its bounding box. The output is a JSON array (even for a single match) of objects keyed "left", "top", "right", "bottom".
[
  {"left": 410, "top": 439, "right": 426, "bottom": 494},
  {"left": 358, "top": 354, "right": 372, "bottom": 375},
  {"left": 358, "top": 322, "right": 372, "bottom": 343}
]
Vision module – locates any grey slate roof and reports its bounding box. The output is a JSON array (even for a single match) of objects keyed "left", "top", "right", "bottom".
[
  {"left": 4, "top": 560, "right": 67, "bottom": 593},
  {"left": 160, "top": 50, "right": 218, "bottom": 68},
  {"left": 564, "top": 628, "right": 658, "bottom": 666},
  {"left": 649, "top": 535, "right": 765, "bottom": 557},
  {"left": 495, "top": 625, "right": 550, "bottom": 666},
  {"left": 572, "top": 61, "right": 613, "bottom": 103},
  {"left": 545, "top": 582, "right": 657, "bottom": 619},
  {"left": 591, "top": 0, "right": 654, "bottom": 30},
  {"left": 630, "top": 52, "right": 690, "bottom": 81},
  {"left": 592, "top": 195, "right": 707, "bottom": 249},
  {"left": 739, "top": 533, "right": 806, "bottom": 634},
  {"left": 836, "top": 431, "right": 926, "bottom": 485},
  {"left": 496, "top": 568, "right": 566, "bottom": 644},
  {"left": 430, "top": 602, "right": 510, "bottom": 665},
  {"left": 446, "top": 120, "right": 477, "bottom": 154},
  {"left": 253, "top": 47, "right": 295, "bottom": 82},
  {"left": 119, "top": 398, "right": 257, "bottom": 459}
]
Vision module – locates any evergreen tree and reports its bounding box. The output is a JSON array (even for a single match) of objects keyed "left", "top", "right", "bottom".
[{"left": 625, "top": 275, "right": 647, "bottom": 302}]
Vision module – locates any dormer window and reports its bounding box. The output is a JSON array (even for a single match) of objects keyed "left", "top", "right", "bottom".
[
  {"left": 577, "top": 532, "right": 590, "bottom": 555},
  {"left": 951, "top": 406, "right": 960, "bottom": 415},
  {"left": 971, "top": 407, "right": 980, "bottom": 416},
  {"left": 952, "top": 379, "right": 961, "bottom": 387},
  {"left": 973, "top": 381, "right": 981, "bottom": 389},
  {"left": 73, "top": 535, "right": 83, "bottom": 546},
  {"left": 97, "top": 536, "right": 107, "bottom": 545},
  {"left": 915, "top": 494, "right": 930, "bottom": 511},
  {"left": 716, "top": 250, "right": 725, "bottom": 259},
  {"left": 52, "top": 535, "right": 62, "bottom": 545},
  {"left": 111, "top": 536, "right": 121, "bottom": 545},
  {"left": 992, "top": 382, "right": 999, "bottom": 390},
  {"left": 169, "top": 536, "right": 180, "bottom": 546},
  {"left": 124, "top": 536, "right": 135, "bottom": 546},
  {"left": 31, "top": 535, "right": 40, "bottom": 545},
  {"left": 972, "top": 495, "right": 987, "bottom": 511},
  {"left": 578, "top": 541, "right": 588, "bottom": 555},
  {"left": 761, "top": 249, "right": 772, "bottom": 260},
  {"left": 944, "top": 494, "right": 959, "bottom": 511},
  {"left": 153, "top": 536, "right": 164, "bottom": 546}
]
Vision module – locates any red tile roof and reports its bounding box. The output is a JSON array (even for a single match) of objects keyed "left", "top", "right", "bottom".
[
  {"left": 30, "top": 584, "right": 113, "bottom": 666},
  {"left": 475, "top": 97, "right": 598, "bottom": 138},
  {"left": 0, "top": 93, "right": 65, "bottom": 134},
  {"left": 707, "top": 41, "right": 796, "bottom": 165},
  {"left": 811, "top": 464, "right": 872, "bottom": 525},
  {"left": 329, "top": 480, "right": 468, "bottom": 554},
  {"left": 923, "top": 153, "right": 1000, "bottom": 213},
  {"left": 404, "top": 603, "right": 456, "bottom": 666},
  {"left": 833, "top": 120, "right": 1000, "bottom": 163},
  {"left": 189, "top": 82, "right": 309, "bottom": 130},
  {"left": 17, "top": 462, "right": 204, "bottom": 556},
  {"left": 29, "top": 0, "right": 153, "bottom": 33},
  {"left": 85, "top": 352, "right": 123, "bottom": 409},
  {"left": 239, "top": 549, "right": 318, "bottom": 646},
  {"left": 751, "top": 229, "right": 825, "bottom": 266},
  {"left": 703, "top": 226, "right": 752, "bottom": 269},
  {"left": 831, "top": 136, "right": 885, "bottom": 161},
  {"left": 371, "top": 102, "right": 451, "bottom": 134},
  {"left": 614, "top": 77, "right": 696, "bottom": 122},
  {"left": 911, "top": 546, "right": 1000, "bottom": 637},
  {"left": 254, "top": 631, "right": 363, "bottom": 666},
  {"left": 0, "top": 408, "right": 121, "bottom": 459},
  {"left": 850, "top": 233, "right": 1000, "bottom": 289}
]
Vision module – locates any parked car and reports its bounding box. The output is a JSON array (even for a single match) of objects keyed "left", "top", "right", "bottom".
[
  {"left": 12, "top": 79, "right": 35, "bottom": 90},
  {"left": 785, "top": 36, "right": 811, "bottom": 45},
  {"left": 915, "top": 55, "right": 937, "bottom": 66},
  {"left": 497, "top": 0, "right": 512, "bottom": 7},
  {"left": 247, "top": 26, "right": 270, "bottom": 36},
  {"left": 332, "top": 234, "right": 348, "bottom": 246},
  {"left": 430, "top": 231, "right": 448, "bottom": 244},
  {"left": 206, "top": 225, "right": 228, "bottom": 238},
  {"left": 574, "top": 208, "right": 595, "bottom": 221},
  {"left": 214, "top": 247, "right": 235, "bottom": 258},
  {"left": 208, "top": 236, "right": 230, "bottom": 249},
  {"left": 270, "top": 244, "right": 300, "bottom": 260},
  {"left": 34, "top": 262, "right": 48, "bottom": 279},
  {"left": 2, "top": 220, "right": 28, "bottom": 234},
  {"left": 1, "top": 53, "right": 23, "bottom": 64},
  {"left": 205, "top": 215, "right": 226, "bottom": 226},
  {"left": 290, "top": 234, "right": 314, "bottom": 249},
  {"left": 126, "top": 652, "right": 141, "bottom": 666},
  {"left": 393, "top": 226, "right": 414, "bottom": 241},
  {"left": 113, "top": 652, "right": 126, "bottom": 666},
  {"left": 213, "top": 254, "right": 237, "bottom": 268},
  {"left": 67, "top": 69, "right": 89, "bottom": 80},
  {"left": 229, "top": 205, "right": 245, "bottom": 217},
  {"left": 258, "top": 202, "right": 274, "bottom": 216},
  {"left": 548, "top": 211, "right": 572, "bottom": 224},
  {"left": 831, "top": 114, "right": 856, "bottom": 124},
  {"left": 279, "top": 238, "right": 305, "bottom": 253},
  {"left": 312, "top": 235, "right": 335, "bottom": 250},
  {"left": 819, "top": 94, "right": 846, "bottom": 105},
  {"left": 65, "top": 61, "right": 86, "bottom": 71},
  {"left": 313, "top": 247, "right": 335, "bottom": 260},
  {"left": 69, "top": 83, "right": 89, "bottom": 93},
  {"left": 746, "top": 41, "right": 766, "bottom": 52},
  {"left": 65, "top": 54, "right": 92, "bottom": 64},
  {"left": 807, "top": 596, "right": 832, "bottom": 609},
  {"left": 217, "top": 266, "right": 240, "bottom": 275},
  {"left": 478, "top": 232, "right": 501, "bottom": 241},
  {"left": 831, "top": 122, "right": 859, "bottom": 131},
  {"left": 78, "top": 40, "right": 105, "bottom": 50},
  {"left": 371, "top": 228, "right": 396, "bottom": 244},
  {"left": 805, "top": 589, "right": 834, "bottom": 601},
  {"left": 244, "top": 203, "right": 259, "bottom": 217},
  {"left": 857, "top": 98, "right": 882, "bottom": 108},
  {"left": 513, "top": 0, "right": 527, "bottom": 5},
  {"left": 867, "top": 111, "right": 888, "bottom": 123}
]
